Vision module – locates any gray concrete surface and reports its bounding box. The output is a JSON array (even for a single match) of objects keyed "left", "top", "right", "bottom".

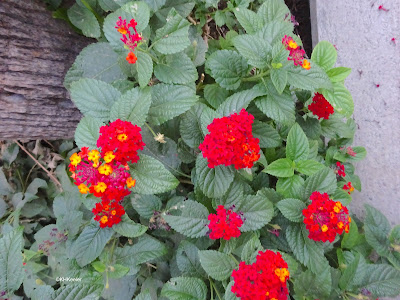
[{"left": 310, "top": 1, "right": 400, "bottom": 230}]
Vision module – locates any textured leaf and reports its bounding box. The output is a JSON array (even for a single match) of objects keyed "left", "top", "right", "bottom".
[
  {"left": 131, "top": 194, "right": 162, "bottom": 219},
  {"left": 50, "top": 284, "right": 102, "bottom": 300},
  {"left": 304, "top": 167, "right": 337, "bottom": 199},
  {"left": 339, "top": 252, "right": 360, "bottom": 290},
  {"left": 70, "top": 78, "right": 121, "bottom": 121},
  {"left": 176, "top": 241, "right": 204, "bottom": 276},
  {"left": 277, "top": 198, "right": 306, "bottom": 222},
  {"left": 264, "top": 158, "right": 294, "bottom": 178},
  {"left": 234, "top": 8, "right": 263, "bottom": 34},
  {"left": 257, "top": 0, "right": 290, "bottom": 23},
  {"left": 326, "top": 67, "right": 352, "bottom": 83},
  {"left": 136, "top": 51, "right": 153, "bottom": 87},
  {"left": 164, "top": 200, "right": 209, "bottom": 238},
  {"left": 0, "top": 227, "right": 24, "bottom": 293},
  {"left": 98, "top": 0, "right": 130, "bottom": 11},
  {"left": 276, "top": 175, "right": 305, "bottom": 199},
  {"left": 195, "top": 155, "right": 235, "bottom": 198},
  {"left": 256, "top": 21, "right": 294, "bottom": 45},
  {"left": 295, "top": 159, "right": 325, "bottom": 176},
  {"left": 271, "top": 68, "right": 288, "bottom": 94},
  {"left": 238, "top": 193, "right": 274, "bottom": 231},
  {"left": 241, "top": 234, "right": 263, "bottom": 264},
  {"left": 203, "top": 84, "right": 229, "bottom": 109},
  {"left": 287, "top": 64, "right": 332, "bottom": 91},
  {"left": 180, "top": 103, "right": 207, "bottom": 148},
  {"left": 286, "top": 123, "right": 309, "bottom": 162},
  {"left": 149, "top": 84, "right": 198, "bottom": 125},
  {"left": 294, "top": 269, "right": 332, "bottom": 299},
  {"left": 154, "top": 9, "right": 191, "bottom": 54},
  {"left": 68, "top": 4, "right": 100, "bottom": 38},
  {"left": 0, "top": 167, "right": 12, "bottom": 196},
  {"left": 252, "top": 120, "right": 281, "bottom": 148},
  {"left": 154, "top": 53, "right": 197, "bottom": 84},
  {"left": 70, "top": 223, "right": 114, "bottom": 267},
  {"left": 113, "top": 214, "right": 147, "bottom": 238},
  {"left": 233, "top": 34, "right": 272, "bottom": 68},
  {"left": 206, "top": 50, "right": 248, "bottom": 90},
  {"left": 110, "top": 87, "right": 151, "bottom": 126},
  {"left": 311, "top": 41, "right": 337, "bottom": 72},
  {"left": 322, "top": 82, "right": 354, "bottom": 118},
  {"left": 361, "top": 264, "right": 400, "bottom": 297},
  {"left": 161, "top": 277, "right": 208, "bottom": 300},
  {"left": 74, "top": 116, "right": 104, "bottom": 149},
  {"left": 199, "top": 250, "right": 237, "bottom": 280},
  {"left": 129, "top": 154, "right": 179, "bottom": 194}
]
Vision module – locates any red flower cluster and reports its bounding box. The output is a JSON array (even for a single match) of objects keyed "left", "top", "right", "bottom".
[
  {"left": 231, "top": 250, "right": 290, "bottom": 300},
  {"left": 343, "top": 182, "right": 355, "bottom": 194},
  {"left": 303, "top": 191, "right": 351, "bottom": 242},
  {"left": 208, "top": 205, "right": 243, "bottom": 240},
  {"left": 282, "top": 35, "right": 310, "bottom": 70},
  {"left": 308, "top": 93, "right": 334, "bottom": 120},
  {"left": 115, "top": 17, "right": 142, "bottom": 64},
  {"left": 340, "top": 146, "right": 357, "bottom": 157},
  {"left": 93, "top": 198, "right": 125, "bottom": 228},
  {"left": 97, "top": 119, "right": 145, "bottom": 165},
  {"left": 199, "top": 109, "right": 260, "bottom": 169},
  {"left": 336, "top": 162, "right": 346, "bottom": 177}
]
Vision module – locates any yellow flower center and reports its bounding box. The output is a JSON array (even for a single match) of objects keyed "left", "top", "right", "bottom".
[
  {"left": 104, "top": 204, "right": 110, "bottom": 211},
  {"left": 337, "top": 222, "right": 344, "bottom": 229},
  {"left": 288, "top": 40, "right": 298, "bottom": 49},
  {"left": 94, "top": 182, "right": 107, "bottom": 193},
  {"left": 88, "top": 150, "right": 100, "bottom": 162},
  {"left": 118, "top": 27, "right": 127, "bottom": 35},
  {"left": 111, "top": 210, "right": 117, "bottom": 216},
  {"left": 117, "top": 133, "right": 128, "bottom": 142},
  {"left": 126, "top": 177, "right": 136, "bottom": 188},
  {"left": 98, "top": 164, "right": 113, "bottom": 176},
  {"left": 302, "top": 59, "right": 311, "bottom": 70},
  {"left": 274, "top": 268, "right": 290, "bottom": 282},
  {"left": 321, "top": 225, "right": 329, "bottom": 232},
  {"left": 70, "top": 153, "right": 81, "bottom": 166},
  {"left": 104, "top": 151, "right": 116, "bottom": 163},
  {"left": 78, "top": 183, "right": 89, "bottom": 194},
  {"left": 100, "top": 216, "right": 108, "bottom": 224}
]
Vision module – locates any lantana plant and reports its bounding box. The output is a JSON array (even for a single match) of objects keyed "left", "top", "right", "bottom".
[{"left": 1, "top": 0, "right": 400, "bottom": 299}]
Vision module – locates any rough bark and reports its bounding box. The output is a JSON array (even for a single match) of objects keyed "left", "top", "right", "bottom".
[{"left": 0, "top": 0, "right": 90, "bottom": 140}]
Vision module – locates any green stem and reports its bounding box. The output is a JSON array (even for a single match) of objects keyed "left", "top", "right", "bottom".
[
  {"left": 209, "top": 278, "right": 222, "bottom": 300},
  {"left": 16, "top": 168, "right": 25, "bottom": 193},
  {"left": 144, "top": 123, "right": 157, "bottom": 137},
  {"left": 242, "top": 70, "right": 270, "bottom": 82},
  {"left": 136, "top": 47, "right": 159, "bottom": 63},
  {"left": 229, "top": 254, "right": 239, "bottom": 265},
  {"left": 179, "top": 179, "right": 193, "bottom": 185}
]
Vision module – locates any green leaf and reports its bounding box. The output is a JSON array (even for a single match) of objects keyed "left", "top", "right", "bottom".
[
  {"left": 286, "top": 123, "right": 309, "bottom": 162},
  {"left": 0, "top": 227, "right": 24, "bottom": 294},
  {"left": 0, "top": 167, "right": 12, "bottom": 196},
  {"left": 113, "top": 214, "right": 147, "bottom": 238},
  {"left": 103, "top": 2, "right": 151, "bottom": 48},
  {"left": 311, "top": 41, "right": 337, "bottom": 71},
  {"left": 49, "top": 284, "right": 102, "bottom": 300},
  {"left": 287, "top": 64, "right": 332, "bottom": 91},
  {"left": 131, "top": 194, "right": 162, "bottom": 219},
  {"left": 321, "top": 82, "right": 354, "bottom": 117},
  {"left": 256, "top": 21, "right": 294, "bottom": 45},
  {"left": 136, "top": 52, "right": 153, "bottom": 87},
  {"left": 339, "top": 252, "right": 360, "bottom": 290},
  {"left": 271, "top": 68, "right": 288, "bottom": 94},
  {"left": 264, "top": 158, "right": 294, "bottom": 178},
  {"left": 241, "top": 234, "right": 262, "bottom": 264},
  {"left": 154, "top": 53, "right": 197, "bottom": 84},
  {"left": 234, "top": 8, "right": 263, "bottom": 34},
  {"left": 198, "top": 250, "right": 237, "bottom": 280},
  {"left": 161, "top": 277, "right": 208, "bottom": 300},
  {"left": 148, "top": 83, "right": 198, "bottom": 125},
  {"left": 70, "top": 223, "right": 114, "bottom": 267},
  {"left": 304, "top": 167, "right": 337, "bottom": 199},
  {"left": 176, "top": 241, "right": 204, "bottom": 276},
  {"left": 203, "top": 84, "right": 229, "bottom": 109},
  {"left": 238, "top": 192, "right": 274, "bottom": 231},
  {"left": 233, "top": 34, "right": 272, "bottom": 68},
  {"left": 276, "top": 175, "right": 305, "bottom": 199},
  {"left": 109, "top": 264, "right": 130, "bottom": 279},
  {"left": 257, "top": 0, "right": 290, "bottom": 23},
  {"left": 295, "top": 159, "right": 325, "bottom": 176},
  {"left": 74, "top": 116, "right": 104, "bottom": 149},
  {"left": 206, "top": 50, "right": 248, "bottom": 90},
  {"left": 98, "top": 0, "right": 129, "bottom": 11},
  {"left": 92, "top": 261, "right": 107, "bottom": 273},
  {"left": 164, "top": 200, "right": 209, "bottom": 238},
  {"left": 70, "top": 78, "right": 121, "bottom": 122},
  {"left": 195, "top": 155, "right": 235, "bottom": 198},
  {"left": 180, "top": 103, "right": 207, "bottom": 148},
  {"left": 154, "top": 9, "right": 191, "bottom": 54},
  {"left": 294, "top": 269, "right": 332, "bottom": 299},
  {"left": 215, "top": 10, "right": 227, "bottom": 26},
  {"left": 216, "top": 86, "right": 265, "bottom": 117},
  {"left": 361, "top": 264, "right": 400, "bottom": 297},
  {"left": 252, "top": 120, "right": 282, "bottom": 148},
  {"left": 276, "top": 198, "right": 306, "bottom": 222},
  {"left": 110, "top": 87, "right": 151, "bottom": 126},
  {"left": 68, "top": 4, "right": 100, "bottom": 38},
  {"left": 255, "top": 80, "right": 295, "bottom": 124},
  {"left": 142, "top": 0, "right": 165, "bottom": 11},
  {"left": 326, "top": 67, "right": 352, "bottom": 83},
  {"left": 129, "top": 154, "right": 179, "bottom": 194}
]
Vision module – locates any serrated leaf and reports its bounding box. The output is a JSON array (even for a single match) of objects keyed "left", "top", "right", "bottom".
[
  {"left": 154, "top": 53, "right": 197, "bottom": 84},
  {"left": 70, "top": 78, "right": 121, "bottom": 121},
  {"left": 321, "top": 82, "right": 354, "bottom": 117},
  {"left": 294, "top": 269, "right": 332, "bottom": 299},
  {"left": 0, "top": 227, "right": 24, "bottom": 293},
  {"left": 164, "top": 200, "right": 209, "bottom": 238},
  {"left": 161, "top": 277, "right": 208, "bottom": 300},
  {"left": 99, "top": 0, "right": 130, "bottom": 12},
  {"left": 70, "top": 223, "right": 114, "bottom": 267},
  {"left": 234, "top": 8, "right": 263, "bottom": 34},
  {"left": 203, "top": 84, "right": 229, "bottom": 109},
  {"left": 233, "top": 35, "right": 271, "bottom": 68},
  {"left": 131, "top": 194, "right": 162, "bottom": 219},
  {"left": 256, "top": 21, "right": 294, "bottom": 45},
  {"left": 326, "top": 67, "right": 352, "bottom": 83},
  {"left": 68, "top": 4, "right": 100, "bottom": 38},
  {"left": 195, "top": 155, "right": 235, "bottom": 198},
  {"left": 74, "top": 116, "right": 104, "bottom": 149},
  {"left": 252, "top": 120, "right": 281, "bottom": 148},
  {"left": 206, "top": 50, "right": 248, "bottom": 90},
  {"left": 276, "top": 175, "right": 305, "bottom": 199},
  {"left": 238, "top": 193, "right": 274, "bottom": 231},
  {"left": 361, "top": 264, "right": 400, "bottom": 297},
  {"left": 287, "top": 64, "right": 332, "bottom": 91},
  {"left": 50, "top": 284, "right": 102, "bottom": 300},
  {"left": 277, "top": 198, "right": 306, "bottom": 222},
  {"left": 264, "top": 158, "right": 294, "bottom": 178},
  {"left": 257, "top": 0, "right": 290, "bottom": 23},
  {"left": 286, "top": 123, "right": 309, "bottom": 162},
  {"left": 176, "top": 241, "right": 204, "bottom": 276},
  {"left": 295, "top": 159, "right": 325, "bottom": 176},
  {"left": 110, "top": 87, "right": 151, "bottom": 126},
  {"left": 271, "top": 68, "right": 288, "bottom": 94},
  {"left": 241, "top": 234, "right": 262, "bottom": 263},
  {"left": 154, "top": 9, "right": 191, "bottom": 54},
  {"left": 103, "top": 2, "right": 151, "bottom": 48},
  {"left": 108, "top": 264, "right": 130, "bottom": 279},
  {"left": 198, "top": 250, "right": 237, "bottom": 280},
  {"left": 304, "top": 167, "right": 337, "bottom": 199},
  {"left": 113, "top": 214, "right": 147, "bottom": 238},
  {"left": 148, "top": 84, "right": 198, "bottom": 125},
  {"left": 180, "top": 103, "right": 207, "bottom": 148},
  {"left": 339, "top": 252, "right": 360, "bottom": 290},
  {"left": 136, "top": 52, "right": 153, "bottom": 87},
  {"left": 311, "top": 41, "right": 337, "bottom": 72},
  {"left": 129, "top": 154, "right": 179, "bottom": 194}
]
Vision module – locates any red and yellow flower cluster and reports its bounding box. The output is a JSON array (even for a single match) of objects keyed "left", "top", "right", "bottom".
[
  {"left": 303, "top": 191, "right": 351, "bottom": 242},
  {"left": 208, "top": 205, "right": 243, "bottom": 240},
  {"left": 308, "top": 92, "right": 334, "bottom": 120},
  {"left": 231, "top": 250, "right": 290, "bottom": 300},
  {"left": 199, "top": 109, "right": 260, "bottom": 169},
  {"left": 69, "top": 119, "right": 145, "bottom": 227},
  {"left": 115, "top": 17, "right": 142, "bottom": 64},
  {"left": 282, "top": 35, "right": 310, "bottom": 70},
  {"left": 343, "top": 182, "right": 355, "bottom": 194}
]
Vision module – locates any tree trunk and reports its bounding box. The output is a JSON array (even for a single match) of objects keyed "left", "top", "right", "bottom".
[{"left": 0, "top": 0, "right": 90, "bottom": 140}]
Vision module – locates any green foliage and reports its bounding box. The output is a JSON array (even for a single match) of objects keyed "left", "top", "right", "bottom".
[{"left": 161, "top": 277, "right": 208, "bottom": 300}]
